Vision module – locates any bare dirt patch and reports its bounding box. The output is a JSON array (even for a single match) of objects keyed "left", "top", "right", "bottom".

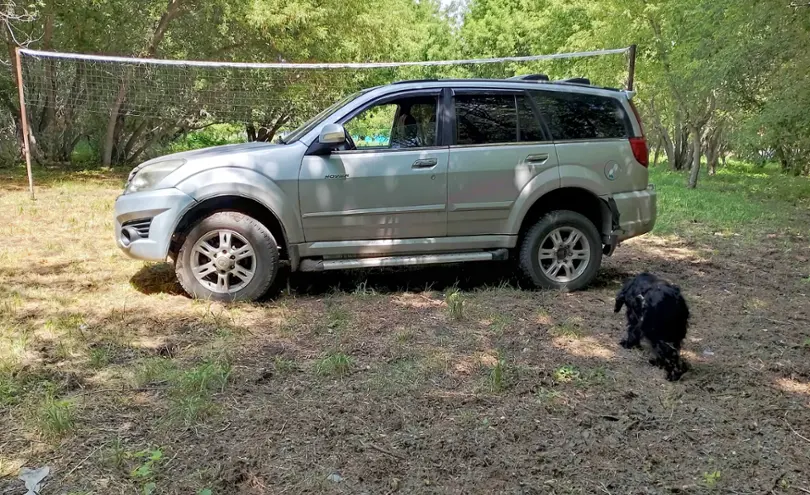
[{"left": 1, "top": 174, "right": 809, "bottom": 494}]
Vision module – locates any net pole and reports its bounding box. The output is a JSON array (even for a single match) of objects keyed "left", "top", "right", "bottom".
[
  {"left": 14, "top": 47, "right": 35, "bottom": 200},
  {"left": 626, "top": 44, "right": 637, "bottom": 91}
]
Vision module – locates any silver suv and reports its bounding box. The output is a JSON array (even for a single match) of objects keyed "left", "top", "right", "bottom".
[{"left": 115, "top": 76, "right": 656, "bottom": 301}]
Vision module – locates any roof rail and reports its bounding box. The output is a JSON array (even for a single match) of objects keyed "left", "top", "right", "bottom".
[
  {"left": 507, "top": 74, "right": 550, "bottom": 82},
  {"left": 390, "top": 78, "right": 439, "bottom": 85},
  {"left": 555, "top": 77, "right": 591, "bottom": 85}
]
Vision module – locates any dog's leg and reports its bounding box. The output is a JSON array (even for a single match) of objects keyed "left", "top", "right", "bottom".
[
  {"left": 620, "top": 313, "right": 643, "bottom": 349},
  {"left": 652, "top": 340, "right": 687, "bottom": 381}
]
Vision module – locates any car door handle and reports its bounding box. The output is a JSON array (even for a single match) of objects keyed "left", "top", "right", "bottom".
[
  {"left": 412, "top": 158, "right": 438, "bottom": 169},
  {"left": 526, "top": 153, "right": 549, "bottom": 164}
]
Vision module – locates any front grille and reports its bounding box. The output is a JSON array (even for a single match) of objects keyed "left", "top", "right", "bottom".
[{"left": 122, "top": 218, "right": 152, "bottom": 238}]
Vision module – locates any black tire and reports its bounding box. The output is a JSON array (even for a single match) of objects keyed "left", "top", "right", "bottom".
[
  {"left": 176, "top": 212, "right": 279, "bottom": 302},
  {"left": 518, "top": 210, "right": 602, "bottom": 291}
]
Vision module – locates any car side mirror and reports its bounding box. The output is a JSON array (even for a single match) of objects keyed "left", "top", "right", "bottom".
[{"left": 319, "top": 124, "right": 347, "bottom": 145}]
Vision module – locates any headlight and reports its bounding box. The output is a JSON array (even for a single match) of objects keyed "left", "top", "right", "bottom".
[{"left": 124, "top": 159, "right": 186, "bottom": 194}]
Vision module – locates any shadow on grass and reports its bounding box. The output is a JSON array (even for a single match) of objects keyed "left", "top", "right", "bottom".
[
  {"left": 129, "top": 263, "right": 184, "bottom": 296},
  {"left": 129, "top": 259, "right": 634, "bottom": 299}
]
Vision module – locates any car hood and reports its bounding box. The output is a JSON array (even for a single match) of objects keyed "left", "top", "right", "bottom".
[{"left": 129, "top": 142, "right": 287, "bottom": 180}]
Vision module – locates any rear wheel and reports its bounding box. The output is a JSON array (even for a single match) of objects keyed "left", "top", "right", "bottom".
[
  {"left": 176, "top": 212, "right": 279, "bottom": 302},
  {"left": 518, "top": 210, "right": 602, "bottom": 291}
]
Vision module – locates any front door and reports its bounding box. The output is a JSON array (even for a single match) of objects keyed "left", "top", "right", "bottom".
[{"left": 299, "top": 92, "right": 448, "bottom": 242}]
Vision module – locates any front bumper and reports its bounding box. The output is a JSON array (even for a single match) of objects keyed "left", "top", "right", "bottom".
[
  {"left": 612, "top": 184, "right": 657, "bottom": 242},
  {"left": 114, "top": 188, "right": 197, "bottom": 261}
]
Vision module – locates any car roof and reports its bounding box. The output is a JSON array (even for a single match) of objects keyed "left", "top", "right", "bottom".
[{"left": 363, "top": 78, "right": 629, "bottom": 100}]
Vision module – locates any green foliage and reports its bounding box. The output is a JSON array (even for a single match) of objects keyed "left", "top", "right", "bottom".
[
  {"left": 132, "top": 356, "right": 231, "bottom": 426},
  {"left": 315, "top": 352, "right": 354, "bottom": 377},
  {"left": 703, "top": 470, "right": 721, "bottom": 488},
  {"left": 553, "top": 365, "right": 581, "bottom": 383},
  {"left": 169, "top": 124, "right": 245, "bottom": 153},
  {"left": 167, "top": 358, "right": 231, "bottom": 426},
  {"left": 131, "top": 448, "right": 163, "bottom": 479},
  {"left": 549, "top": 320, "right": 582, "bottom": 339},
  {"left": 445, "top": 288, "right": 464, "bottom": 320},
  {"left": 324, "top": 303, "right": 350, "bottom": 333},
  {"left": 487, "top": 352, "right": 508, "bottom": 392},
  {"left": 135, "top": 357, "right": 177, "bottom": 387},
  {"left": 4, "top": 0, "right": 810, "bottom": 181},
  {"left": 0, "top": 373, "right": 21, "bottom": 407},
  {"left": 89, "top": 346, "right": 112, "bottom": 369},
  {"left": 38, "top": 395, "right": 76, "bottom": 438},
  {"left": 345, "top": 104, "right": 396, "bottom": 147},
  {"left": 130, "top": 448, "right": 163, "bottom": 495}
]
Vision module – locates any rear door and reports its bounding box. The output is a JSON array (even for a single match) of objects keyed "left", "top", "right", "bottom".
[
  {"left": 529, "top": 90, "right": 646, "bottom": 194},
  {"left": 447, "top": 89, "right": 560, "bottom": 236}
]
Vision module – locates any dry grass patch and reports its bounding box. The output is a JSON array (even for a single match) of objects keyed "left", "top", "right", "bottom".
[{"left": 1, "top": 167, "right": 810, "bottom": 493}]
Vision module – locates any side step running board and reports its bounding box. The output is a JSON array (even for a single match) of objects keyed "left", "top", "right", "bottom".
[{"left": 299, "top": 249, "right": 508, "bottom": 272}]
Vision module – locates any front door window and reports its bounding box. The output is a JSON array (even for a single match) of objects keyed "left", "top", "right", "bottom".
[{"left": 344, "top": 96, "right": 438, "bottom": 150}]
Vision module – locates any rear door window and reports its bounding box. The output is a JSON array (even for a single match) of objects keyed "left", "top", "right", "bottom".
[
  {"left": 454, "top": 93, "right": 546, "bottom": 145},
  {"left": 531, "top": 91, "right": 629, "bottom": 141}
]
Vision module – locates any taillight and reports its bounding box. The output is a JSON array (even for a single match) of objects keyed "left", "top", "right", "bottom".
[
  {"left": 628, "top": 100, "right": 645, "bottom": 136},
  {"left": 628, "top": 100, "right": 648, "bottom": 167},
  {"left": 629, "top": 137, "right": 649, "bottom": 167}
]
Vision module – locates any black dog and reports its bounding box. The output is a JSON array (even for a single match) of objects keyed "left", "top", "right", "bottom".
[{"left": 614, "top": 272, "right": 690, "bottom": 381}]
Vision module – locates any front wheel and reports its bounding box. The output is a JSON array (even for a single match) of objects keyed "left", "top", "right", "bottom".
[
  {"left": 518, "top": 210, "right": 602, "bottom": 291},
  {"left": 176, "top": 212, "right": 279, "bottom": 302}
]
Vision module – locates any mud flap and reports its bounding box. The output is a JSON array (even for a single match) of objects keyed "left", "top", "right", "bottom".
[{"left": 601, "top": 197, "right": 621, "bottom": 256}]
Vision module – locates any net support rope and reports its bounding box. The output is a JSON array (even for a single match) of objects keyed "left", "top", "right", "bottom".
[{"left": 19, "top": 47, "right": 629, "bottom": 69}]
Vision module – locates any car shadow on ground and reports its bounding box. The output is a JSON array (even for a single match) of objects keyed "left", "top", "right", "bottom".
[{"left": 129, "top": 259, "right": 634, "bottom": 299}]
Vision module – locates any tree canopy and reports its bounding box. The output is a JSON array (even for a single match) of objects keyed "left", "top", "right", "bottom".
[{"left": 1, "top": 0, "right": 809, "bottom": 181}]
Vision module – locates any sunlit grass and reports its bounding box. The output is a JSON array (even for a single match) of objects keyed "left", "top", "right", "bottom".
[{"left": 649, "top": 160, "right": 810, "bottom": 238}]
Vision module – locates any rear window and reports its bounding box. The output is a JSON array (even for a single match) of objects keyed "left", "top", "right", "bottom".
[
  {"left": 455, "top": 93, "right": 545, "bottom": 145},
  {"left": 531, "top": 91, "right": 629, "bottom": 141}
]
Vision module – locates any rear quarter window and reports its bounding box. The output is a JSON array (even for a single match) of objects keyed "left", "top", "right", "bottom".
[{"left": 531, "top": 91, "right": 630, "bottom": 141}]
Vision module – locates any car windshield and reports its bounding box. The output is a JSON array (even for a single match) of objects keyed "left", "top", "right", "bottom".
[{"left": 281, "top": 90, "right": 367, "bottom": 144}]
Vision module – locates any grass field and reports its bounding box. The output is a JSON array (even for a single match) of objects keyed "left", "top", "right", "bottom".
[{"left": 1, "top": 162, "right": 809, "bottom": 494}]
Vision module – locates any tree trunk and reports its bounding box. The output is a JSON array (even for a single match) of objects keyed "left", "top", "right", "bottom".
[
  {"left": 102, "top": 81, "right": 128, "bottom": 166},
  {"left": 702, "top": 120, "right": 724, "bottom": 177},
  {"left": 653, "top": 139, "right": 662, "bottom": 167},
  {"left": 687, "top": 125, "right": 702, "bottom": 188},
  {"left": 647, "top": 99, "right": 676, "bottom": 169},
  {"left": 263, "top": 113, "right": 289, "bottom": 142},
  {"left": 128, "top": 124, "right": 177, "bottom": 164},
  {"left": 37, "top": 6, "right": 56, "bottom": 135},
  {"left": 672, "top": 120, "right": 691, "bottom": 171},
  {"left": 4, "top": 16, "right": 25, "bottom": 161},
  {"left": 101, "top": 0, "right": 184, "bottom": 165},
  {"left": 123, "top": 120, "right": 150, "bottom": 159}
]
